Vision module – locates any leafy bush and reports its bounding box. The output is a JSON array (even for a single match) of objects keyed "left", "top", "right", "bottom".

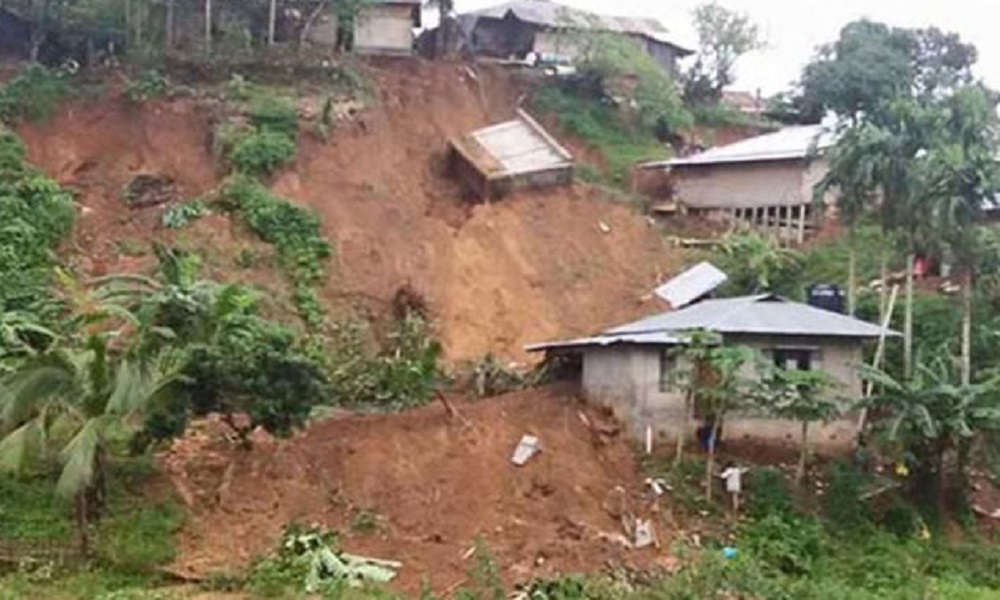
[
  {"left": 161, "top": 200, "right": 207, "bottom": 229},
  {"left": 328, "top": 314, "right": 443, "bottom": 411},
  {"left": 247, "top": 94, "right": 299, "bottom": 139},
  {"left": 0, "top": 130, "right": 75, "bottom": 313},
  {"left": 229, "top": 129, "right": 298, "bottom": 177},
  {"left": 746, "top": 467, "right": 794, "bottom": 519},
  {"left": 742, "top": 514, "right": 824, "bottom": 576},
  {"left": 219, "top": 177, "right": 331, "bottom": 285},
  {"left": 0, "top": 66, "right": 73, "bottom": 123},
  {"left": 575, "top": 32, "right": 692, "bottom": 135},
  {"left": 822, "top": 459, "right": 871, "bottom": 530},
  {"left": 123, "top": 70, "right": 170, "bottom": 104}
]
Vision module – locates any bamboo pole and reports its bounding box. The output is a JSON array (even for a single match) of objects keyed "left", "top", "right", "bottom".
[{"left": 857, "top": 284, "right": 899, "bottom": 435}]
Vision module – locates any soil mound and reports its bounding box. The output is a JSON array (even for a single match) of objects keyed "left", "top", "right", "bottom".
[
  {"left": 163, "top": 387, "right": 669, "bottom": 593},
  {"left": 17, "top": 60, "right": 679, "bottom": 362}
]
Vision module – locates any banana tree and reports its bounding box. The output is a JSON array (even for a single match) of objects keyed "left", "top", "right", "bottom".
[{"left": 860, "top": 358, "right": 1000, "bottom": 515}]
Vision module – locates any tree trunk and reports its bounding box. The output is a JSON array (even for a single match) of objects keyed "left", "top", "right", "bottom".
[
  {"left": 847, "top": 233, "right": 857, "bottom": 316},
  {"left": 299, "top": 1, "right": 328, "bottom": 50},
  {"left": 268, "top": 0, "right": 278, "bottom": 45},
  {"left": 960, "top": 268, "right": 973, "bottom": 386},
  {"left": 904, "top": 252, "right": 915, "bottom": 380},
  {"left": 75, "top": 492, "right": 90, "bottom": 558},
  {"left": 204, "top": 0, "right": 213, "bottom": 55},
  {"left": 879, "top": 249, "right": 889, "bottom": 326},
  {"left": 704, "top": 415, "right": 723, "bottom": 502},
  {"left": 165, "top": 0, "right": 175, "bottom": 51},
  {"left": 796, "top": 420, "right": 809, "bottom": 486},
  {"left": 674, "top": 392, "right": 692, "bottom": 467}
]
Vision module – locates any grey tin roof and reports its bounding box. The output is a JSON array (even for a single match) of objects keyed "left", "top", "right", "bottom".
[
  {"left": 608, "top": 294, "right": 896, "bottom": 338},
  {"left": 525, "top": 331, "right": 685, "bottom": 352},
  {"left": 641, "top": 125, "right": 836, "bottom": 169},
  {"left": 463, "top": 0, "right": 692, "bottom": 52},
  {"left": 527, "top": 294, "right": 897, "bottom": 353}
]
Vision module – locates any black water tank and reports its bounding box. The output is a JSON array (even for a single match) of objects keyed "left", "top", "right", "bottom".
[{"left": 807, "top": 284, "right": 845, "bottom": 314}]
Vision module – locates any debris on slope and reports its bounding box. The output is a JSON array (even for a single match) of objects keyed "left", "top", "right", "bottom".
[{"left": 162, "top": 387, "right": 669, "bottom": 593}]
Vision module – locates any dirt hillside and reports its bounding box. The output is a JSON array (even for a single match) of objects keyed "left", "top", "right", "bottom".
[
  {"left": 16, "top": 60, "right": 679, "bottom": 362},
  {"left": 163, "top": 387, "right": 672, "bottom": 593}
]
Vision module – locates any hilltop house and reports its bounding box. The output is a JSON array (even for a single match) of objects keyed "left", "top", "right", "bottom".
[
  {"left": 457, "top": 0, "right": 692, "bottom": 78},
  {"left": 640, "top": 125, "right": 837, "bottom": 242},
  {"left": 528, "top": 294, "right": 895, "bottom": 451},
  {"left": 305, "top": 0, "right": 422, "bottom": 55}
]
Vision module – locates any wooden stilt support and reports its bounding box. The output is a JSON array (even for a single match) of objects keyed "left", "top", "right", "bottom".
[{"left": 797, "top": 204, "right": 806, "bottom": 244}]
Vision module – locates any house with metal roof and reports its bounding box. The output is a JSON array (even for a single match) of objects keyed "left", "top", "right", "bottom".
[
  {"left": 527, "top": 293, "right": 896, "bottom": 451},
  {"left": 457, "top": 0, "right": 692, "bottom": 77},
  {"left": 640, "top": 124, "right": 838, "bottom": 242},
  {"left": 304, "top": 0, "right": 422, "bottom": 55}
]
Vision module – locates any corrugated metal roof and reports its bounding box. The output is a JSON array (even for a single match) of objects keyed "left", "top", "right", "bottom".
[
  {"left": 525, "top": 331, "right": 685, "bottom": 352},
  {"left": 654, "top": 262, "right": 727, "bottom": 308},
  {"left": 608, "top": 294, "right": 896, "bottom": 338},
  {"left": 463, "top": 0, "right": 692, "bottom": 53},
  {"left": 462, "top": 109, "right": 573, "bottom": 177},
  {"left": 526, "top": 294, "right": 896, "bottom": 353},
  {"left": 642, "top": 125, "right": 837, "bottom": 169}
]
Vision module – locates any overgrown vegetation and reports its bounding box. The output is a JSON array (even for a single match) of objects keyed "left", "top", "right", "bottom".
[
  {"left": 0, "top": 66, "right": 74, "bottom": 124},
  {"left": 123, "top": 70, "right": 170, "bottom": 104},
  {"left": 224, "top": 91, "right": 300, "bottom": 178},
  {"left": 217, "top": 177, "right": 330, "bottom": 324},
  {"left": 0, "top": 127, "right": 75, "bottom": 306},
  {"left": 531, "top": 32, "right": 689, "bottom": 186},
  {"left": 161, "top": 200, "right": 206, "bottom": 229}
]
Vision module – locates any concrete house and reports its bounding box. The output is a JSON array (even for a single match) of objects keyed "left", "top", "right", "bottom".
[
  {"left": 641, "top": 125, "right": 837, "bottom": 242},
  {"left": 457, "top": 0, "right": 692, "bottom": 78},
  {"left": 305, "top": 0, "right": 422, "bottom": 55},
  {"left": 528, "top": 294, "right": 894, "bottom": 451}
]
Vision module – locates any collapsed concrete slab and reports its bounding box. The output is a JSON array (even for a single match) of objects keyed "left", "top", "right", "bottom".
[{"left": 448, "top": 108, "right": 573, "bottom": 200}]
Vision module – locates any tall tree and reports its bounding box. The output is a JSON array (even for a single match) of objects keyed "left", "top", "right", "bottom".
[
  {"left": 794, "top": 20, "right": 976, "bottom": 124},
  {"left": 925, "top": 85, "right": 1000, "bottom": 385},
  {"left": 683, "top": 1, "right": 763, "bottom": 104}
]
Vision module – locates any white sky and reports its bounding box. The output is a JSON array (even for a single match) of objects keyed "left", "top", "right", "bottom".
[{"left": 455, "top": 0, "right": 1000, "bottom": 95}]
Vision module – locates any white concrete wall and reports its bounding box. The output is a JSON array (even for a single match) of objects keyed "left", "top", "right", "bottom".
[
  {"left": 581, "top": 337, "right": 865, "bottom": 454},
  {"left": 354, "top": 4, "right": 414, "bottom": 54}
]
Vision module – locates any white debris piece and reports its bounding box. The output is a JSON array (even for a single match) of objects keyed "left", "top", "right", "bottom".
[
  {"left": 511, "top": 435, "right": 541, "bottom": 466},
  {"left": 634, "top": 519, "right": 655, "bottom": 549}
]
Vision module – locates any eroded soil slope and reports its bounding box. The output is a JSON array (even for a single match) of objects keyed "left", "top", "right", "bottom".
[
  {"left": 18, "top": 61, "right": 678, "bottom": 361},
  {"left": 163, "top": 387, "right": 669, "bottom": 593}
]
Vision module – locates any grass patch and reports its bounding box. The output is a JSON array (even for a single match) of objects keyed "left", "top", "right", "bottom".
[{"left": 531, "top": 85, "right": 668, "bottom": 186}]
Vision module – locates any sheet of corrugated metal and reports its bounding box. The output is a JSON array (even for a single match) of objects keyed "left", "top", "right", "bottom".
[{"left": 654, "top": 262, "right": 728, "bottom": 308}]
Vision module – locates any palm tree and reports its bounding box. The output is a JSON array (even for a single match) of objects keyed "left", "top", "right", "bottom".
[
  {"left": 0, "top": 272, "right": 185, "bottom": 555},
  {"left": 925, "top": 85, "right": 1000, "bottom": 386}
]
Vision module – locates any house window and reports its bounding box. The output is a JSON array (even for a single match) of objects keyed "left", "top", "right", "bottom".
[
  {"left": 659, "top": 349, "right": 677, "bottom": 392},
  {"left": 772, "top": 348, "right": 820, "bottom": 371}
]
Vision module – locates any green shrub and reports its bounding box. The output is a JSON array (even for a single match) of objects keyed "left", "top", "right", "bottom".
[
  {"left": 161, "top": 200, "right": 207, "bottom": 229},
  {"left": 219, "top": 177, "right": 330, "bottom": 284},
  {"left": 123, "top": 70, "right": 170, "bottom": 104},
  {"left": 822, "top": 459, "right": 871, "bottom": 531},
  {"left": 746, "top": 467, "right": 794, "bottom": 519},
  {"left": 229, "top": 129, "right": 297, "bottom": 177},
  {"left": 248, "top": 94, "right": 299, "bottom": 139},
  {"left": 0, "top": 65, "right": 73, "bottom": 123},
  {"left": 0, "top": 131, "right": 75, "bottom": 313},
  {"left": 328, "top": 314, "right": 443, "bottom": 411},
  {"left": 742, "top": 514, "right": 824, "bottom": 576}
]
